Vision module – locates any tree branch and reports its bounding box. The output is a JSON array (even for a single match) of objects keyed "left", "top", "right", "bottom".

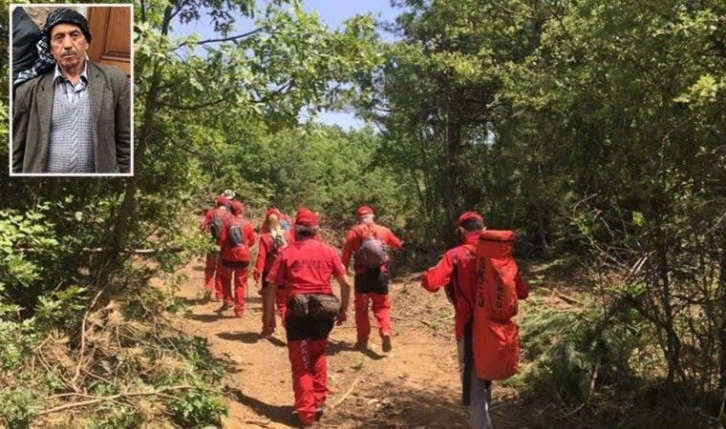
[
  {"left": 175, "top": 28, "right": 262, "bottom": 50},
  {"left": 16, "top": 247, "right": 184, "bottom": 254},
  {"left": 158, "top": 98, "right": 227, "bottom": 111},
  {"left": 38, "top": 385, "right": 210, "bottom": 415},
  {"left": 140, "top": 0, "right": 146, "bottom": 23}
]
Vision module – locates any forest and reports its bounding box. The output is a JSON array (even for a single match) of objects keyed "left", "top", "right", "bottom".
[{"left": 0, "top": 0, "right": 724, "bottom": 427}]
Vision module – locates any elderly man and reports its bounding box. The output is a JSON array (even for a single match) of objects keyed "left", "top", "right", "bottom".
[{"left": 12, "top": 8, "right": 131, "bottom": 174}]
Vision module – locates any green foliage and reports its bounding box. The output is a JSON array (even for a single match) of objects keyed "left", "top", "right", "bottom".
[
  {"left": 0, "top": 387, "right": 41, "bottom": 429},
  {"left": 170, "top": 390, "right": 227, "bottom": 428},
  {"left": 617, "top": 405, "right": 719, "bottom": 429},
  {"left": 87, "top": 404, "right": 144, "bottom": 429},
  {"left": 519, "top": 295, "right": 643, "bottom": 406},
  {"left": 34, "top": 285, "right": 87, "bottom": 331},
  {"left": 208, "top": 124, "right": 412, "bottom": 229}
]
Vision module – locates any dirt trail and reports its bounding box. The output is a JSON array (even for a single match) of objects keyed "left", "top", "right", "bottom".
[{"left": 176, "top": 259, "right": 540, "bottom": 429}]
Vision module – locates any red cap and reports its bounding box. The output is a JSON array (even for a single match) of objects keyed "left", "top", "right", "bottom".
[
  {"left": 295, "top": 207, "right": 319, "bottom": 227},
  {"left": 216, "top": 195, "right": 228, "bottom": 207},
  {"left": 457, "top": 211, "right": 484, "bottom": 227},
  {"left": 230, "top": 200, "right": 244, "bottom": 214},
  {"left": 356, "top": 205, "right": 374, "bottom": 217}
]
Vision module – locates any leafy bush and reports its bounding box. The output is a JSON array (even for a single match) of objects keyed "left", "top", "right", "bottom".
[
  {"left": 170, "top": 389, "right": 227, "bottom": 428},
  {"left": 0, "top": 387, "right": 41, "bottom": 429},
  {"left": 519, "top": 295, "right": 644, "bottom": 407}
]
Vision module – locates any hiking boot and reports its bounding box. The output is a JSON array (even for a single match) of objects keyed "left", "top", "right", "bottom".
[
  {"left": 354, "top": 340, "right": 368, "bottom": 351},
  {"left": 382, "top": 334, "right": 392, "bottom": 353},
  {"left": 292, "top": 410, "right": 316, "bottom": 428},
  {"left": 315, "top": 404, "right": 325, "bottom": 421},
  {"left": 217, "top": 303, "right": 232, "bottom": 313}
]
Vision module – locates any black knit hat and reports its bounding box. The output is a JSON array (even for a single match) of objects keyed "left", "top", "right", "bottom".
[
  {"left": 43, "top": 8, "right": 93, "bottom": 43},
  {"left": 13, "top": 7, "right": 93, "bottom": 88}
]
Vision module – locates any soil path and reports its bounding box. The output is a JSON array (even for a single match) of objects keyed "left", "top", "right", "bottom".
[{"left": 176, "top": 259, "right": 538, "bottom": 429}]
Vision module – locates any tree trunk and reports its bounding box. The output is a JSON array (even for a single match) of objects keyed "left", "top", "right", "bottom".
[
  {"left": 718, "top": 233, "right": 726, "bottom": 389},
  {"left": 657, "top": 233, "right": 682, "bottom": 384},
  {"left": 110, "top": 3, "right": 175, "bottom": 262},
  {"left": 536, "top": 203, "right": 549, "bottom": 257},
  {"left": 444, "top": 110, "right": 461, "bottom": 222}
]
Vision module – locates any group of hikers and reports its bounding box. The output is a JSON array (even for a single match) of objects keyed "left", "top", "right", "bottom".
[{"left": 200, "top": 190, "right": 529, "bottom": 428}]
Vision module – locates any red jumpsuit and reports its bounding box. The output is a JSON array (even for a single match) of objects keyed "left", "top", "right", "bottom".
[
  {"left": 421, "top": 233, "right": 529, "bottom": 341},
  {"left": 217, "top": 214, "right": 256, "bottom": 316},
  {"left": 341, "top": 223, "right": 402, "bottom": 344},
  {"left": 266, "top": 238, "right": 346, "bottom": 426},
  {"left": 421, "top": 232, "right": 528, "bottom": 428},
  {"left": 202, "top": 204, "right": 230, "bottom": 299},
  {"left": 254, "top": 210, "right": 294, "bottom": 325}
]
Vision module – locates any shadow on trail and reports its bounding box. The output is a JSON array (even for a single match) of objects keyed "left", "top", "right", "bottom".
[
  {"left": 327, "top": 383, "right": 468, "bottom": 429},
  {"left": 225, "top": 386, "right": 296, "bottom": 427},
  {"left": 327, "top": 339, "right": 385, "bottom": 360},
  {"left": 326, "top": 382, "right": 581, "bottom": 429},
  {"left": 245, "top": 296, "right": 262, "bottom": 304},
  {"left": 181, "top": 296, "right": 213, "bottom": 306},
  {"left": 217, "top": 331, "right": 287, "bottom": 348},
  {"left": 266, "top": 335, "right": 287, "bottom": 348}
]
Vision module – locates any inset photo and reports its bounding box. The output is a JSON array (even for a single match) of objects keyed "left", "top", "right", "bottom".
[{"left": 10, "top": 4, "right": 133, "bottom": 176}]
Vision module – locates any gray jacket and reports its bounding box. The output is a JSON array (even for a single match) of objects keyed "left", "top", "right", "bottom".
[{"left": 12, "top": 61, "right": 131, "bottom": 174}]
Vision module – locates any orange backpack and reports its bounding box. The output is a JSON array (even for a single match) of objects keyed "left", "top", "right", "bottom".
[{"left": 472, "top": 230, "right": 521, "bottom": 381}]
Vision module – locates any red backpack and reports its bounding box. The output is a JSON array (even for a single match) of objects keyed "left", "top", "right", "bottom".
[{"left": 472, "top": 230, "right": 521, "bottom": 381}]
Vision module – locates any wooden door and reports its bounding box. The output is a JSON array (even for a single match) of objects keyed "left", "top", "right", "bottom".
[{"left": 87, "top": 6, "right": 131, "bottom": 76}]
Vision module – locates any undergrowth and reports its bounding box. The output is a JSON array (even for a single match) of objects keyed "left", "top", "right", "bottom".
[
  {"left": 513, "top": 278, "right": 726, "bottom": 429},
  {"left": 0, "top": 274, "right": 226, "bottom": 428},
  {"left": 0, "top": 208, "right": 227, "bottom": 428},
  {"left": 0, "top": 274, "right": 227, "bottom": 428}
]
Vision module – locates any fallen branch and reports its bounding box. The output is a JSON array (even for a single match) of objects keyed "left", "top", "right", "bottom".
[
  {"left": 330, "top": 375, "right": 362, "bottom": 411},
  {"left": 556, "top": 402, "right": 586, "bottom": 419},
  {"left": 16, "top": 247, "right": 184, "bottom": 254},
  {"left": 554, "top": 290, "right": 583, "bottom": 306},
  {"left": 38, "top": 385, "right": 203, "bottom": 415},
  {"left": 390, "top": 316, "right": 432, "bottom": 327},
  {"left": 82, "top": 247, "right": 185, "bottom": 254},
  {"left": 72, "top": 288, "right": 106, "bottom": 388}
]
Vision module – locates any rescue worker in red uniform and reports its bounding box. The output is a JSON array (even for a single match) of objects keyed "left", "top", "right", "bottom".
[
  {"left": 217, "top": 200, "right": 257, "bottom": 317},
  {"left": 201, "top": 195, "right": 230, "bottom": 300},
  {"left": 420, "top": 212, "right": 529, "bottom": 429},
  {"left": 341, "top": 205, "right": 403, "bottom": 353},
  {"left": 265, "top": 208, "right": 351, "bottom": 428},
  {"left": 254, "top": 208, "right": 294, "bottom": 333}
]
